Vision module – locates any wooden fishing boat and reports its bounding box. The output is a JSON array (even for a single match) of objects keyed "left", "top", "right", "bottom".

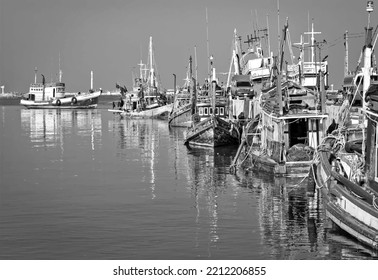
[
  {"left": 234, "top": 78, "right": 327, "bottom": 177},
  {"left": 20, "top": 72, "right": 100, "bottom": 109},
  {"left": 184, "top": 77, "right": 240, "bottom": 148},
  {"left": 184, "top": 114, "right": 240, "bottom": 147},
  {"left": 168, "top": 56, "right": 196, "bottom": 127},
  {"left": 230, "top": 19, "right": 328, "bottom": 177},
  {"left": 314, "top": 2, "right": 378, "bottom": 249}
]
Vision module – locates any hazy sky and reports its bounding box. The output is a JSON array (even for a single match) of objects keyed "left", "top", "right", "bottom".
[{"left": 0, "top": 0, "right": 374, "bottom": 93}]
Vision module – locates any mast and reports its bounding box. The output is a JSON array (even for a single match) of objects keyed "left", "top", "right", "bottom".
[
  {"left": 41, "top": 74, "right": 45, "bottom": 101},
  {"left": 149, "top": 36, "right": 155, "bottom": 87},
  {"left": 293, "top": 35, "right": 308, "bottom": 82},
  {"left": 189, "top": 55, "right": 193, "bottom": 80},
  {"left": 363, "top": 2, "right": 374, "bottom": 96},
  {"left": 90, "top": 71, "right": 93, "bottom": 90},
  {"left": 304, "top": 21, "right": 321, "bottom": 64},
  {"left": 344, "top": 30, "right": 349, "bottom": 77},
  {"left": 58, "top": 52, "right": 62, "bottom": 82},
  {"left": 210, "top": 55, "right": 215, "bottom": 115},
  {"left": 34, "top": 67, "right": 38, "bottom": 84},
  {"left": 279, "top": 18, "right": 289, "bottom": 73},
  {"left": 206, "top": 8, "right": 210, "bottom": 78},
  {"left": 266, "top": 14, "right": 271, "bottom": 55},
  {"left": 363, "top": 1, "right": 374, "bottom": 173},
  {"left": 194, "top": 45, "right": 198, "bottom": 85},
  {"left": 277, "top": 0, "right": 280, "bottom": 58}
]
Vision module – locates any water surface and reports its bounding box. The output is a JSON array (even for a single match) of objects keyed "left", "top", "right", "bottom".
[{"left": 0, "top": 105, "right": 377, "bottom": 259}]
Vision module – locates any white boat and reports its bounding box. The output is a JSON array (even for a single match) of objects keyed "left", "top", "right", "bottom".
[
  {"left": 20, "top": 73, "right": 100, "bottom": 109},
  {"left": 109, "top": 36, "right": 171, "bottom": 118}
]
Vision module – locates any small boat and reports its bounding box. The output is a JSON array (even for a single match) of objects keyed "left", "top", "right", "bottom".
[
  {"left": 20, "top": 73, "right": 100, "bottom": 109},
  {"left": 314, "top": 2, "right": 378, "bottom": 249}
]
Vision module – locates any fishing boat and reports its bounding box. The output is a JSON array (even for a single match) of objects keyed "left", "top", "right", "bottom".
[
  {"left": 314, "top": 2, "right": 378, "bottom": 249},
  {"left": 168, "top": 56, "right": 196, "bottom": 127},
  {"left": 227, "top": 28, "right": 273, "bottom": 123},
  {"left": 184, "top": 66, "right": 240, "bottom": 147},
  {"left": 230, "top": 19, "right": 328, "bottom": 177},
  {"left": 109, "top": 37, "right": 172, "bottom": 118},
  {"left": 20, "top": 70, "right": 100, "bottom": 109}
]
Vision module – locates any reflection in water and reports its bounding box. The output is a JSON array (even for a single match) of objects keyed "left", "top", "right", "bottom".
[
  {"left": 108, "top": 116, "right": 378, "bottom": 259},
  {"left": 1, "top": 107, "right": 376, "bottom": 259},
  {"left": 108, "top": 118, "right": 170, "bottom": 200},
  {"left": 21, "top": 109, "right": 102, "bottom": 153},
  {"left": 185, "top": 146, "right": 240, "bottom": 257},
  {"left": 256, "top": 176, "right": 326, "bottom": 258}
]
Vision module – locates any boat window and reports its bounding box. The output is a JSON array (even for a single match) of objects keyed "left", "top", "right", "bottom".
[
  {"left": 220, "top": 107, "right": 224, "bottom": 115},
  {"left": 199, "top": 107, "right": 204, "bottom": 115},
  {"left": 204, "top": 107, "right": 208, "bottom": 115},
  {"left": 209, "top": 108, "right": 213, "bottom": 114},
  {"left": 237, "top": 81, "right": 251, "bottom": 87},
  {"left": 215, "top": 107, "right": 219, "bottom": 115}
]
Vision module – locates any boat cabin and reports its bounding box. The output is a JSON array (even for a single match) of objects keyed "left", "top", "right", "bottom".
[
  {"left": 27, "top": 82, "right": 65, "bottom": 101},
  {"left": 196, "top": 95, "right": 228, "bottom": 121},
  {"left": 242, "top": 56, "right": 272, "bottom": 82},
  {"left": 230, "top": 75, "right": 254, "bottom": 98},
  {"left": 301, "top": 61, "right": 328, "bottom": 90}
]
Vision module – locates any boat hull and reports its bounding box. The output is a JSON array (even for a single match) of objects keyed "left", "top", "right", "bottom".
[
  {"left": 184, "top": 116, "right": 240, "bottom": 147},
  {"left": 118, "top": 103, "right": 173, "bottom": 119},
  {"left": 20, "top": 92, "right": 100, "bottom": 109},
  {"left": 315, "top": 143, "right": 378, "bottom": 249},
  {"left": 168, "top": 104, "right": 192, "bottom": 127},
  {"left": 243, "top": 148, "right": 312, "bottom": 177}
]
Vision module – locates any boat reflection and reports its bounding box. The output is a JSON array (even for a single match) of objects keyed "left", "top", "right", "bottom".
[
  {"left": 108, "top": 118, "right": 170, "bottom": 199},
  {"left": 21, "top": 109, "right": 102, "bottom": 151},
  {"left": 184, "top": 145, "right": 241, "bottom": 257},
  {"left": 232, "top": 169, "right": 329, "bottom": 258},
  {"left": 107, "top": 116, "right": 378, "bottom": 259}
]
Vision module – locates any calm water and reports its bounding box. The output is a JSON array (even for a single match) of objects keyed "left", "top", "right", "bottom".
[{"left": 0, "top": 104, "right": 377, "bottom": 260}]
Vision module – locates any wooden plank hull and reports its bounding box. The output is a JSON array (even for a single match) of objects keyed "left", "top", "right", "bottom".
[
  {"left": 168, "top": 104, "right": 192, "bottom": 127},
  {"left": 245, "top": 149, "right": 312, "bottom": 177},
  {"left": 184, "top": 116, "right": 240, "bottom": 147},
  {"left": 315, "top": 141, "right": 378, "bottom": 249}
]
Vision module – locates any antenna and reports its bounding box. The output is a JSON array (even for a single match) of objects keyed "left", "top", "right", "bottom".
[
  {"left": 277, "top": 0, "right": 280, "bottom": 55},
  {"left": 194, "top": 45, "right": 198, "bottom": 84},
  {"left": 304, "top": 20, "right": 321, "bottom": 63}
]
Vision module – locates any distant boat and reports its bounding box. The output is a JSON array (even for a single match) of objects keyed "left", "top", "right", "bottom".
[
  {"left": 109, "top": 36, "right": 172, "bottom": 119},
  {"left": 20, "top": 73, "right": 100, "bottom": 109}
]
